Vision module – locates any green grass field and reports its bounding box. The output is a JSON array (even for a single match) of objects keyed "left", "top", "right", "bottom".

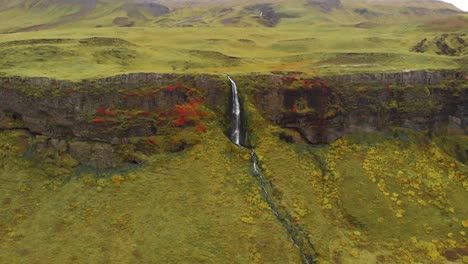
[
  {"left": 0, "top": 0, "right": 466, "bottom": 80},
  {"left": 1, "top": 125, "right": 467, "bottom": 263}
]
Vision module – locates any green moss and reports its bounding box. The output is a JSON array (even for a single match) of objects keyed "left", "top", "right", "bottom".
[
  {"left": 434, "top": 134, "right": 468, "bottom": 164},
  {"left": 0, "top": 126, "right": 301, "bottom": 263}
]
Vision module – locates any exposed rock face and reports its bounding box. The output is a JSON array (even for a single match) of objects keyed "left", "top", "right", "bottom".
[
  {"left": 0, "top": 73, "right": 228, "bottom": 168},
  {"left": 1, "top": 70, "right": 466, "bottom": 167},
  {"left": 412, "top": 33, "right": 467, "bottom": 56},
  {"left": 69, "top": 141, "right": 117, "bottom": 169},
  {"left": 323, "top": 70, "right": 463, "bottom": 85},
  {"left": 250, "top": 70, "right": 467, "bottom": 144},
  {"left": 244, "top": 3, "right": 295, "bottom": 27},
  {"left": 354, "top": 8, "right": 380, "bottom": 18},
  {"left": 0, "top": 73, "right": 227, "bottom": 141},
  {"left": 306, "top": 0, "right": 341, "bottom": 12}
]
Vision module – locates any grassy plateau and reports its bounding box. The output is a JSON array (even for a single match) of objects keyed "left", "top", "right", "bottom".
[
  {"left": 0, "top": 0, "right": 466, "bottom": 79},
  {"left": 0, "top": 0, "right": 467, "bottom": 263}
]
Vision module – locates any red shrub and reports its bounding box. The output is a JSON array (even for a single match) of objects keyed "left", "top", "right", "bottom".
[
  {"left": 195, "top": 123, "right": 207, "bottom": 133},
  {"left": 92, "top": 118, "right": 107, "bottom": 124},
  {"left": 163, "top": 100, "right": 209, "bottom": 132},
  {"left": 97, "top": 108, "right": 117, "bottom": 117}
]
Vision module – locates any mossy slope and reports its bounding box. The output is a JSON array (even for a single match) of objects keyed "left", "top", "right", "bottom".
[{"left": 0, "top": 128, "right": 301, "bottom": 263}]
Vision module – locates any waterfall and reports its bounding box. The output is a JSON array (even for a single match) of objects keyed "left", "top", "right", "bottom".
[
  {"left": 226, "top": 75, "right": 316, "bottom": 264},
  {"left": 226, "top": 74, "right": 242, "bottom": 146}
]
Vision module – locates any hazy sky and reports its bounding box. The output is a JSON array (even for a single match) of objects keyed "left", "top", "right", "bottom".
[{"left": 440, "top": 0, "right": 468, "bottom": 11}]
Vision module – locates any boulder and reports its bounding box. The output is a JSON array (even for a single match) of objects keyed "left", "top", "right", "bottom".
[{"left": 69, "top": 141, "right": 117, "bottom": 169}]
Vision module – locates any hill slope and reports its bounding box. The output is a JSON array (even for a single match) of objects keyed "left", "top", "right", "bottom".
[
  {"left": 0, "top": 0, "right": 465, "bottom": 32},
  {"left": 0, "top": 0, "right": 466, "bottom": 79}
]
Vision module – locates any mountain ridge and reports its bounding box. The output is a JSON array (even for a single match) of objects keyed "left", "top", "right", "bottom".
[{"left": 0, "top": 0, "right": 465, "bottom": 33}]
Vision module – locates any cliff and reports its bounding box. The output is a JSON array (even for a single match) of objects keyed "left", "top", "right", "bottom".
[
  {"left": 0, "top": 70, "right": 466, "bottom": 168},
  {"left": 0, "top": 73, "right": 227, "bottom": 140},
  {"left": 247, "top": 70, "right": 467, "bottom": 144},
  {"left": 0, "top": 73, "right": 228, "bottom": 168}
]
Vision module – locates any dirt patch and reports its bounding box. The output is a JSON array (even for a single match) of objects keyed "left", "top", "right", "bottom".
[
  {"left": 205, "top": 39, "right": 227, "bottom": 42},
  {"left": 244, "top": 3, "right": 296, "bottom": 27},
  {"left": 318, "top": 53, "right": 394, "bottom": 65},
  {"left": 79, "top": 37, "right": 134, "bottom": 47},
  {"left": 276, "top": 38, "right": 317, "bottom": 43},
  {"left": 93, "top": 48, "right": 138, "bottom": 66},
  {"left": 0, "top": 46, "right": 78, "bottom": 67},
  {"left": 113, "top": 17, "right": 135, "bottom": 27},
  {"left": 221, "top": 17, "right": 241, "bottom": 25},
  {"left": 188, "top": 50, "right": 239, "bottom": 60},
  {"left": 238, "top": 39, "right": 256, "bottom": 45},
  {"left": 353, "top": 8, "right": 380, "bottom": 18},
  {"left": 400, "top": 7, "right": 430, "bottom": 16},
  {"left": 188, "top": 50, "right": 241, "bottom": 66},
  {"left": 411, "top": 33, "right": 467, "bottom": 56},
  {"left": 354, "top": 22, "right": 379, "bottom": 29},
  {"left": 0, "top": 39, "right": 74, "bottom": 47}
]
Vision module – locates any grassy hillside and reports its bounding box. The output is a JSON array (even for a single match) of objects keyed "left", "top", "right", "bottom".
[
  {"left": 0, "top": 0, "right": 466, "bottom": 79},
  {"left": 0, "top": 128, "right": 302, "bottom": 263},
  {"left": 1, "top": 121, "right": 466, "bottom": 263}
]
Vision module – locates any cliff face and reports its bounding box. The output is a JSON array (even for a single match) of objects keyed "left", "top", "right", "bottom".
[
  {"left": 0, "top": 70, "right": 466, "bottom": 168},
  {"left": 0, "top": 73, "right": 228, "bottom": 168},
  {"left": 0, "top": 73, "right": 227, "bottom": 140},
  {"left": 249, "top": 70, "right": 467, "bottom": 144}
]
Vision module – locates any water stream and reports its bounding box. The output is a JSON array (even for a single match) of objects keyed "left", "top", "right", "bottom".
[
  {"left": 226, "top": 75, "right": 316, "bottom": 264},
  {"left": 227, "top": 75, "right": 242, "bottom": 146}
]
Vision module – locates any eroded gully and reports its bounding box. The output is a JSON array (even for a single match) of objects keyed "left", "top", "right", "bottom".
[{"left": 226, "top": 75, "right": 317, "bottom": 264}]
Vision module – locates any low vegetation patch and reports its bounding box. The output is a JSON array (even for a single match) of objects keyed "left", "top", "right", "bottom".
[{"left": 412, "top": 33, "right": 468, "bottom": 56}]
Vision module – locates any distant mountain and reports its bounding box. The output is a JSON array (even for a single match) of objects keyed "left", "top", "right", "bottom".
[
  {"left": 307, "top": 0, "right": 342, "bottom": 12},
  {"left": 0, "top": 0, "right": 171, "bottom": 33},
  {"left": 0, "top": 0, "right": 465, "bottom": 33}
]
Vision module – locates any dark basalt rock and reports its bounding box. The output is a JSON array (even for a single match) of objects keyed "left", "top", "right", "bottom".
[
  {"left": 0, "top": 73, "right": 227, "bottom": 140},
  {"left": 0, "top": 73, "right": 228, "bottom": 168},
  {"left": 306, "top": 0, "right": 341, "bottom": 12},
  {"left": 250, "top": 70, "right": 467, "bottom": 144},
  {"left": 244, "top": 3, "right": 295, "bottom": 27},
  {"left": 353, "top": 8, "right": 380, "bottom": 18},
  {"left": 69, "top": 141, "right": 117, "bottom": 169},
  {"left": 1, "top": 70, "right": 467, "bottom": 167},
  {"left": 412, "top": 34, "right": 467, "bottom": 56}
]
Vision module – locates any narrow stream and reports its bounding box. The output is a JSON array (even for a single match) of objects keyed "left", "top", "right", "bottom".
[{"left": 226, "top": 75, "right": 316, "bottom": 264}]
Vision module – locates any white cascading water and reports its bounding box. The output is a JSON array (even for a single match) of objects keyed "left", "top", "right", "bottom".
[
  {"left": 226, "top": 75, "right": 315, "bottom": 264},
  {"left": 227, "top": 74, "right": 242, "bottom": 146}
]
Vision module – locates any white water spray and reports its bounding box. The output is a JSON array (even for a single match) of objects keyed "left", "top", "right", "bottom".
[{"left": 226, "top": 74, "right": 242, "bottom": 146}]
